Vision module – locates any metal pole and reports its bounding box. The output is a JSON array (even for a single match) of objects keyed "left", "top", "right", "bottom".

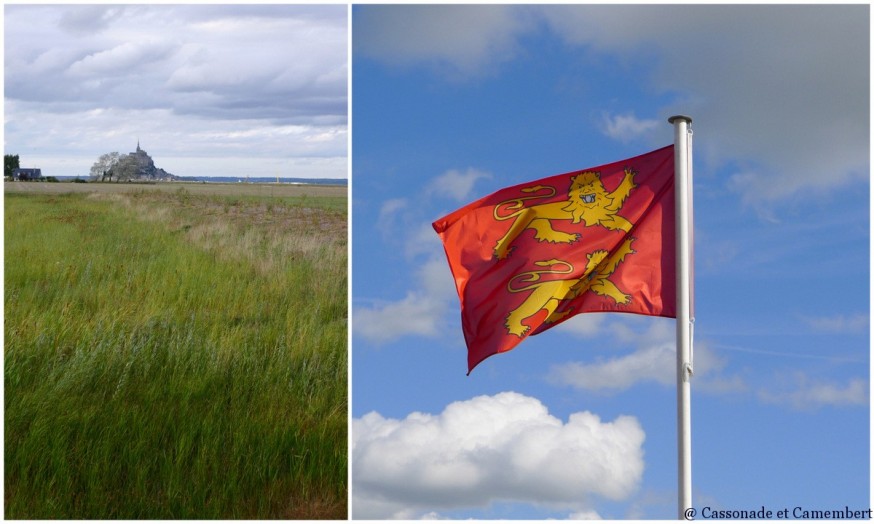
[{"left": 668, "top": 114, "right": 693, "bottom": 519}]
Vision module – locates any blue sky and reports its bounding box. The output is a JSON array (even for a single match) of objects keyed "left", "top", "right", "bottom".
[
  {"left": 351, "top": 5, "right": 869, "bottom": 519},
  {"left": 4, "top": 5, "right": 347, "bottom": 179}
]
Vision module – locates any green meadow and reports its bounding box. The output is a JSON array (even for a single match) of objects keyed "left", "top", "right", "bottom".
[{"left": 4, "top": 184, "right": 347, "bottom": 519}]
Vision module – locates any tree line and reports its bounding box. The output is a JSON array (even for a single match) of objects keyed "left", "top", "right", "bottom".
[{"left": 4, "top": 152, "right": 135, "bottom": 182}]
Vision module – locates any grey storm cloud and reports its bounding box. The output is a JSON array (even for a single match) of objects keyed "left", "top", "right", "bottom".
[
  {"left": 354, "top": 4, "right": 869, "bottom": 208},
  {"left": 57, "top": 5, "right": 126, "bottom": 34},
  {"left": 5, "top": 4, "right": 347, "bottom": 124},
  {"left": 4, "top": 4, "right": 348, "bottom": 178}
]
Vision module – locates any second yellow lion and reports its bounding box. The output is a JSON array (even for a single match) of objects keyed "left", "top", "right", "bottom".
[{"left": 503, "top": 237, "right": 636, "bottom": 337}]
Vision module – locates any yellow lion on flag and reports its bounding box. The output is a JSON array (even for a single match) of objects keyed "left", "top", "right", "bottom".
[
  {"left": 492, "top": 168, "right": 637, "bottom": 259},
  {"left": 503, "top": 238, "right": 636, "bottom": 337}
]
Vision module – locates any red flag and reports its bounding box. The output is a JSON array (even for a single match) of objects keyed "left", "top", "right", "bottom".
[{"left": 433, "top": 145, "right": 675, "bottom": 374}]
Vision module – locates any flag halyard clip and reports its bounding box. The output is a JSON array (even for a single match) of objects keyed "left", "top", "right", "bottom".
[{"left": 684, "top": 317, "right": 695, "bottom": 382}]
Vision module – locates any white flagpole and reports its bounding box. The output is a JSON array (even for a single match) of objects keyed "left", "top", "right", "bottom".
[{"left": 668, "top": 115, "right": 693, "bottom": 519}]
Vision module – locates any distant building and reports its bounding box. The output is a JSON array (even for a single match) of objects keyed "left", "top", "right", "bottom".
[
  {"left": 126, "top": 141, "right": 177, "bottom": 180},
  {"left": 13, "top": 168, "right": 42, "bottom": 181}
]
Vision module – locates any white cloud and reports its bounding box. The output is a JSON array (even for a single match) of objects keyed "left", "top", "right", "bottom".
[
  {"left": 550, "top": 318, "right": 747, "bottom": 394},
  {"left": 803, "top": 313, "right": 869, "bottom": 334},
  {"left": 552, "top": 328, "right": 867, "bottom": 407},
  {"left": 548, "top": 317, "right": 674, "bottom": 392},
  {"left": 425, "top": 168, "right": 492, "bottom": 202},
  {"left": 550, "top": 343, "right": 674, "bottom": 392},
  {"left": 353, "top": 246, "right": 456, "bottom": 345},
  {"left": 355, "top": 167, "right": 489, "bottom": 346},
  {"left": 354, "top": 291, "right": 447, "bottom": 344},
  {"left": 352, "top": 391, "right": 645, "bottom": 519},
  {"left": 606, "top": 316, "right": 674, "bottom": 346},
  {"left": 556, "top": 315, "right": 607, "bottom": 338},
  {"left": 691, "top": 342, "right": 750, "bottom": 395},
  {"left": 376, "top": 198, "right": 409, "bottom": 237},
  {"left": 418, "top": 257, "right": 458, "bottom": 301},
  {"left": 697, "top": 374, "right": 749, "bottom": 396},
  {"left": 58, "top": 5, "right": 125, "bottom": 35},
  {"left": 404, "top": 221, "right": 445, "bottom": 260},
  {"left": 67, "top": 40, "right": 177, "bottom": 77},
  {"left": 758, "top": 373, "right": 868, "bottom": 410},
  {"left": 601, "top": 113, "right": 659, "bottom": 142}
]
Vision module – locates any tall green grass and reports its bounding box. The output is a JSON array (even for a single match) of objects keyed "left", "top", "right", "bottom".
[{"left": 5, "top": 190, "right": 347, "bottom": 518}]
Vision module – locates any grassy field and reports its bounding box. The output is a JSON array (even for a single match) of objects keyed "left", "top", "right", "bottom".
[{"left": 4, "top": 183, "right": 347, "bottom": 518}]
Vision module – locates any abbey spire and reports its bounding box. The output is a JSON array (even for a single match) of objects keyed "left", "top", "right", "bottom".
[{"left": 124, "top": 140, "right": 176, "bottom": 180}]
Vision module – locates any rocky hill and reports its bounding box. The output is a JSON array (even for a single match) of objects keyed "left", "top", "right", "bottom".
[{"left": 128, "top": 142, "right": 177, "bottom": 180}]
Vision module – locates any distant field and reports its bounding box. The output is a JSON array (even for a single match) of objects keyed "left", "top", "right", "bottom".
[
  {"left": 5, "top": 186, "right": 347, "bottom": 518},
  {"left": 4, "top": 180, "right": 346, "bottom": 199}
]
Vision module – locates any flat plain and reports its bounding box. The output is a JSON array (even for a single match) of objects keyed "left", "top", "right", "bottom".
[
  {"left": 4, "top": 181, "right": 347, "bottom": 519},
  {"left": 4, "top": 180, "right": 346, "bottom": 198}
]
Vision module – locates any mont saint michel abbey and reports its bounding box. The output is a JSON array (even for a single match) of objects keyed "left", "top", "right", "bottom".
[{"left": 129, "top": 141, "right": 177, "bottom": 180}]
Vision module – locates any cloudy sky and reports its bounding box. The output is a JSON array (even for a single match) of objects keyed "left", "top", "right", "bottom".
[
  {"left": 4, "top": 5, "right": 347, "bottom": 179},
  {"left": 351, "top": 4, "right": 869, "bottom": 519}
]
